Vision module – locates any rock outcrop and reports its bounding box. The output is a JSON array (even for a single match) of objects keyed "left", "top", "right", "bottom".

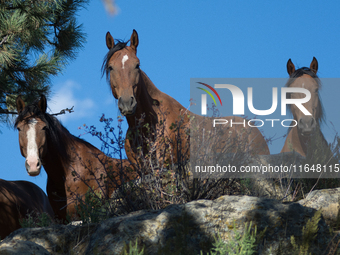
[
  {"left": 1, "top": 194, "right": 337, "bottom": 255},
  {"left": 1, "top": 152, "right": 339, "bottom": 254},
  {"left": 298, "top": 187, "right": 340, "bottom": 227}
]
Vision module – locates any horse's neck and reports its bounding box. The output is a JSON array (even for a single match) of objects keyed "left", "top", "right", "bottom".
[
  {"left": 295, "top": 128, "right": 310, "bottom": 154},
  {"left": 140, "top": 70, "right": 161, "bottom": 97},
  {"left": 43, "top": 129, "right": 76, "bottom": 182},
  {"left": 296, "top": 125, "right": 328, "bottom": 155},
  {"left": 126, "top": 71, "right": 160, "bottom": 127},
  {"left": 126, "top": 70, "right": 192, "bottom": 137},
  {"left": 139, "top": 70, "right": 188, "bottom": 117}
]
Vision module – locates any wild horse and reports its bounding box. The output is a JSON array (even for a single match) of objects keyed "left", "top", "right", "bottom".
[
  {"left": 102, "top": 30, "right": 270, "bottom": 167},
  {"left": 15, "top": 95, "right": 134, "bottom": 220},
  {"left": 281, "top": 57, "right": 330, "bottom": 158},
  {"left": 0, "top": 179, "right": 54, "bottom": 239}
]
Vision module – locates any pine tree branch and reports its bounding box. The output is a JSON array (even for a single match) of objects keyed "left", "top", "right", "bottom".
[{"left": 0, "top": 0, "right": 88, "bottom": 127}]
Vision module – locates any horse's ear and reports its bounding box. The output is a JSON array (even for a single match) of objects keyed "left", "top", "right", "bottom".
[
  {"left": 16, "top": 96, "right": 25, "bottom": 114},
  {"left": 287, "top": 58, "right": 295, "bottom": 76},
  {"left": 130, "top": 29, "right": 139, "bottom": 53},
  {"left": 106, "top": 32, "right": 115, "bottom": 50},
  {"left": 310, "top": 57, "right": 318, "bottom": 74},
  {"left": 38, "top": 95, "right": 47, "bottom": 113}
]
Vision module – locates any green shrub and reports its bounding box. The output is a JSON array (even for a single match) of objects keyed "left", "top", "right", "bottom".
[
  {"left": 121, "top": 239, "right": 145, "bottom": 255},
  {"left": 74, "top": 188, "right": 111, "bottom": 224},
  {"left": 20, "top": 212, "right": 52, "bottom": 228},
  {"left": 290, "top": 210, "right": 321, "bottom": 255}
]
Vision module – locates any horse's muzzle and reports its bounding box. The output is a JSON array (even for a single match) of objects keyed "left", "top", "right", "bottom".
[
  {"left": 118, "top": 96, "right": 137, "bottom": 116},
  {"left": 25, "top": 158, "right": 42, "bottom": 176},
  {"left": 298, "top": 116, "right": 316, "bottom": 136}
]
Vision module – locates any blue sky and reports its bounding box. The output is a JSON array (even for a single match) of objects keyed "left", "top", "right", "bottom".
[{"left": 1, "top": 0, "right": 339, "bottom": 193}]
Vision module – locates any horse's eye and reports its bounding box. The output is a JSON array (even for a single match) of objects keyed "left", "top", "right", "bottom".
[
  {"left": 136, "top": 64, "right": 140, "bottom": 69},
  {"left": 108, "top": 66, "right": 113, "bottom": 71},
  {"left": 42, "top": 126, "right": 48, "bottom": 131},
  {"left": 17, "top": 127, "right": 21, "bottom": 132}
]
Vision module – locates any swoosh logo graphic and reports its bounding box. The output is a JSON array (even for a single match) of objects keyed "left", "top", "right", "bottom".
[{"left": 197, "top": 82, "right": 222, "bottom": 106}]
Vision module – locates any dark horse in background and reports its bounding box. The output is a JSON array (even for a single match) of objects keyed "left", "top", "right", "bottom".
[
  {"left": 102, "top": 30, "right": 270, "bottom": 167},
  {"left": 15, "top": 95, "right": 134, "bottom": 220},
  {"left": 281, "top": 57, "right": 331, "bottom": 158},
  {"left": 0, "top": 179, "right": 54, "bottom": 239}
]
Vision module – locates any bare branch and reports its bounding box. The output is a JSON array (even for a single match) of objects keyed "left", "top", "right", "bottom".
[
  {"left": 0, "top": 106, "right": 74, "bottom": 116},
  {"left": 51, "top": 106, "right": 74, "bottom": 116},
  {"left": 0, "top": 109, "right": 17, "bottom": 114}
]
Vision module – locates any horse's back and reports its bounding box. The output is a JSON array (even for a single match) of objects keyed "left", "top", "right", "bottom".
[
  {"left": 0, "top": 179, "right": 54, "bottom": 239},
  {"left": 104, "top": 158, "right": 137, "bottom": 195},
  {"left": 75, "top": 141, "right": 136, "bottom": 189},
  {"left": 192, "top": 114, "right": 270, "bottom": 155},
  {"left": 17, "top": 180, "right": 54, "bottom": 215},
  {"left": 159, "top": 93, "right": 270, "bottom": 155}
]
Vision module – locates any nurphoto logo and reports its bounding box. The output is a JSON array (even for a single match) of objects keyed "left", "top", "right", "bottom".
[{"left": 195, "top": 79, "right": 312, "bottom": 128}]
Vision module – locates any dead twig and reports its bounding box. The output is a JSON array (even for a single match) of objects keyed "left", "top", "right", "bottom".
[
  {"left": 51, "top": 106, "right": 74, "bottom": 116},
  {"left": 0, "top": 106, "right": 74, "bottom": 116}
]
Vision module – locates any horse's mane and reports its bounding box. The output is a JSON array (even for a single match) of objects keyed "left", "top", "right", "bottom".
[
  {"left": 285, "top": 66, "right": 324, "bottom": 125},
  {"left": 101, "top": 40, "right": 129, "bottom": 81}
]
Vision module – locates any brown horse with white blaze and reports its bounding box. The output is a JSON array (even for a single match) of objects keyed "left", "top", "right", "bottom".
[
  {"left": 0, "top": 179, "right": 54, "bottom": 239},
  {"left": 102, "top": 30, "right": 270, "bottom": 166},
  {"left": 281, "top": 57, "right": 329, "bottom": 157},
  {"left": 15, "top": 95, "right": 134, "bottom": 220}
]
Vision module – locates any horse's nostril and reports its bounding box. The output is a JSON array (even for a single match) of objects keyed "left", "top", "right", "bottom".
[{"left": 130, "top": 97, "right": 134, "bottom": 106}]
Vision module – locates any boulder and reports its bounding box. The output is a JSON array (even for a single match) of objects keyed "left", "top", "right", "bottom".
[
  {"left": 1, "top": 195, "right": 336, "bottom": 255},
  {"left": 0, "top": 240, "right": 50, "bottom": 255},
  {"left": 298, "top": 187, "right": 340, "bottom": 227}
]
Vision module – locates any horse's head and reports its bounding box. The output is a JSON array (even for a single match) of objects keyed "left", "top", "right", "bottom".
[
  {"left": 15, "top": 95, "right": 48, "bottom": 176},
  {"left": 286, "top": 57, "right": 322, "bottom": 136},
  {"left": 103, "top": 30, "right": 140, "bottom": 116}
]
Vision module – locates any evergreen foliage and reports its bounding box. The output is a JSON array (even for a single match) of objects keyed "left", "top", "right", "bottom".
[{"left": 0, "top": 0, "right": 88, "bottom": 124}]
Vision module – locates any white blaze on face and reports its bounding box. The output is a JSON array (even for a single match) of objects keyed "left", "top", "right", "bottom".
[
  {"left": 122, "top": 54, "right": 129, "bottom": 69},
  {"left": 26, "top": 118, "right": 39, "bottom": 172}
]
